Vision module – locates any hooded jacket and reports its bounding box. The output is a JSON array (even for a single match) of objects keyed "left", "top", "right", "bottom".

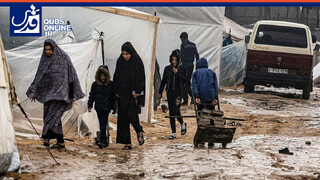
[
  {"left": 192, "top": 58, "right": 219, "bottom": 102},
  {"left": 159, "top": 53, "right": 187, "bottom": 97},
  {"left": 88, "top": 65, "right": 115, "bottom": 113}
]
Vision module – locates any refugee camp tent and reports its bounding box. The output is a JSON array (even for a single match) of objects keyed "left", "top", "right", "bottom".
[
  {"left": 132, "top": 7, "right": 224, "bottom": 80},
  {"left": 0, "top": 33, "right": 19, "bottom": 174},
  {"left": 223, "top": 16, "right": 250, "bottom": 42},
  {"left": 2, "top": 7, "right": 159, "bottom": 137}
]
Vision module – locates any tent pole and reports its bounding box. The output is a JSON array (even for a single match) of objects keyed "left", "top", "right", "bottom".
[
  {"left": 147, "top": 20, "right": 159, "bottom": 124},
  {"left": 100, "top": 32, "right": 105, "bottom": 65}
]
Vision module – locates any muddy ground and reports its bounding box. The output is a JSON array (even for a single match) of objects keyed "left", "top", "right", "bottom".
[{"left": 2, "top": 86, "right": 320, "bottom": 180}]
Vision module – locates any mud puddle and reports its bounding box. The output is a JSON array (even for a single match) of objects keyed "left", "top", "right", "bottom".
[
  {"left": 3, "top": 135, "right": 319, "bottom": 180},
  {"left": 220, "top": 87, "right": 320, "bottom": 118}
]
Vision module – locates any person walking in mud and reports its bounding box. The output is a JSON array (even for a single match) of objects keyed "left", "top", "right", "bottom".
[
  {"left": 180, "top": 32, "right": 199, "bottom": 105},
  {"left": 113, "top": 42, "right": 145, "bottom": 150},
  {"left": 88, "top": 65, "right": 115, "bottom": 149},
  {"left": 192, "top": 57, "right": 218, "bottom": 147},
  {"left": 192, "top": 57, "right": 219, "bottom": 111},
  {"left": 158, "top": 50, "right": 187, "bottom": 140},
  {"left": 27, "top": 39, "right": 85, "bottom": 149}
]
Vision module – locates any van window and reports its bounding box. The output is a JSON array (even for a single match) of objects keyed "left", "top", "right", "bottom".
[{"left": 254, "top": 25, "right": 307, "bottom": 48}]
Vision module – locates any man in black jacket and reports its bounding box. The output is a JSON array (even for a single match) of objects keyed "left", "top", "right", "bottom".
[
  {"left": 158, "top": 50, "right": 187, "bottom": 140},
  {"left": 180, "top": 32, "right": 199, "bottom": 105},
  {"left": 88, "top": 65, "right": 115, "bottom": 148}
]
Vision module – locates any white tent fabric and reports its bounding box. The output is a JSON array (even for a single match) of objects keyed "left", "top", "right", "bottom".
[
  {"left": 223, "top": 16, "right": 250, "bottom": 42},
  {"left": 0, "top": 34, "right": 15, "bottom": 174},
  {"left": 4, "top": 7, "right": 157, "bottom": 136},
  {"left": 132, "top": 7, "right": 224, "bottom": 80},
  {"left": 220, "top": 41, "right": 247, "bottom": 87}
]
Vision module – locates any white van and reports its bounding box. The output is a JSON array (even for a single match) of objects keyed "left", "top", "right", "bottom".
[{"left": 244, "top": 20, "right": 316, "bottom": 99}]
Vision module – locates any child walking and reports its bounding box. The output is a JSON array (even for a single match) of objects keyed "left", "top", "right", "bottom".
[
  {"left": 158, "top": 50, "right": 187, "bottom": 140},
  {"left": 88, "top": 65, "right": 115, "bottom": 149}
]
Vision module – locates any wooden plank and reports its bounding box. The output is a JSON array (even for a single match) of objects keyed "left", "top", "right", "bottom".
[
  {"left": 147, "top": 21, "right": 159, "bottom": 123},
  {"left": 87, "top": 7, "right": 160, "bottom": 23},
  {"left": 147, "top": 22, "right": 159, "bottom": 124}
]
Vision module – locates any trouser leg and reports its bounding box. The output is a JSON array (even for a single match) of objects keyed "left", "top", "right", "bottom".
[
  {"left": 175, "top": 103, "right": 183, "bottom": 124},
  {"left": 98, "top": 112, "right": 109, "bottom": 144},
  {"left": 168, "top": 95, "right": 177, "bottom": 133},
  {"left": 183, "top": 64, "right": 194, "bottom": 103}
]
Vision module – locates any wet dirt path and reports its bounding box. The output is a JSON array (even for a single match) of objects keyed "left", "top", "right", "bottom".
[{"left": 2, "top": 86, "right": 320, "bottom": 180}]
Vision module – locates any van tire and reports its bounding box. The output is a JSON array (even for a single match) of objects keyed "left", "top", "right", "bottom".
[
  {"left": 244, "top": 82, "right": 254, "bottom": 93},
  {"left": 302, "top": 84, "right": 311, "bottom": 100}
]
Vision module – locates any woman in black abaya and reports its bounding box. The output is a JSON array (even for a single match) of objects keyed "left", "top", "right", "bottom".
[{"left": 113, "top": 42, "right": 145, "bottom": 150}]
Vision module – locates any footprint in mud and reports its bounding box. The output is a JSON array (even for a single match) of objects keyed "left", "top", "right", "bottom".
[{"left": 113, "top": 172, "right": 141, "bottom": 180}]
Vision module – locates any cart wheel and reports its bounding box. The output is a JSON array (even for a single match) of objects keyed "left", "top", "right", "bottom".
[
  {"left": 194, "top": 142, "right": 198, "bottom": 147},
  {"left": 222, "top": 143, "right": 227, "bottom": 148}
]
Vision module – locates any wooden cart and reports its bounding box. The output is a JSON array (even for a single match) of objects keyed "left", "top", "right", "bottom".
[
  {"left": 193, "top": 108, "right": 237, "bottom": 148},
  {"left": 164, "top": 97, "right": 244, "bottom": 148}
]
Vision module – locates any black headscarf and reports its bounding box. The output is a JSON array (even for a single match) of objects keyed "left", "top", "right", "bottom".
[
  {"left": 121, "top": 43, "right": 134, "bottom": 55},
  {"left": 113, "top": 42, "right": 146, "bottom": 108}
]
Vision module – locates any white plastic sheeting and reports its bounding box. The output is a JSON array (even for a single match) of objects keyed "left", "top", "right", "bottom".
[
  {"left": 0, "top": 34, "right": 15, "bottom": 174},
  {"left": 4, "top": 7, "right": 157, "bottom": 136},
  {"left": 220, "top": 41, "right": 247, "bottom": 87},
  {"left": 313, "top": 62, "right": 320, "bottom": 87},
  {"left": 132, "top": 7, "right": 224, "bottom": 79}
]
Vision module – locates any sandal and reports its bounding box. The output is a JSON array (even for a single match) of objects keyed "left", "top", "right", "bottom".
[
  {"left": 51, "top": 143, "right": 66, "bottom": 149},
  {"left": 137, "top": 132, "right": 144, "bottom": 146},
  {"left": 168, "top": 135, "right": 176, "bottom": 140},
  {"left": 43, "top": 139, "right": 50, "bottom": 147},
  {"left": 122, "top": 144, "right": 132, "bottom": 150}
]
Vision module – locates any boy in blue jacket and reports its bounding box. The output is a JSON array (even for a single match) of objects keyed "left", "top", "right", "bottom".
[
  {"left": 192, "top": 57, "right": 219, "bottom": 110},
  {"left": 192, "top": 58, "right": 218, "bottom": 147}
]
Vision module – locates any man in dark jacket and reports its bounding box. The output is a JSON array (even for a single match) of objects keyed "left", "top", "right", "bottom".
[
  {"left": 88, "top": 65, "right": 115, "bottom": 149},
  {"left": 180, "top": 32, "right": 199, "bottom": 105},
  {"left": 192, "top": 57, "right": 219, "bottom": 110},
  {"left": 158, "top": 50, "right": 187, "bottom": 140}
]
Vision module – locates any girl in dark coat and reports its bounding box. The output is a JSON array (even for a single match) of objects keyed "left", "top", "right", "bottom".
[
  {"left": 26, "top": 39, "right": 85, "bottom": 149},
  {"left": 113, "top": 42, "right": 145, "bottom": 150},
  {"left": 158, "top": 50, "right": 187, "bottom": 140},
  {"left": 88, "top": 65, "right": 115, "bottom": 149}
]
